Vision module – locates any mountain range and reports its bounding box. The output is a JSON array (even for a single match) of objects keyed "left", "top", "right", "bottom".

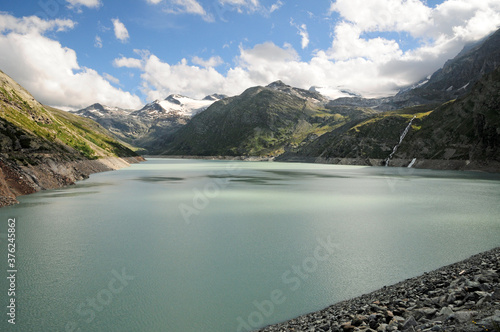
[
  {"left": 70, "top": 28, "right": 500, "bottom": 170},
  {"left": 73, "top": 94, "right": 225, "bottom": 149}
]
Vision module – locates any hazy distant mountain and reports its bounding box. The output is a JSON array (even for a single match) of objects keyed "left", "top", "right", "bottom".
[{"left": 153, "top": 81, "right": 376, "bottom": 156}]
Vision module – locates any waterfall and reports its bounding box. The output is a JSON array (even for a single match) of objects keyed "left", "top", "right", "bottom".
[
  {"left": 408, "top": 158, "right": 417, "bottom": 168},
  {"left": 385, "top": 116, "right": 416, "bottom": 167}
]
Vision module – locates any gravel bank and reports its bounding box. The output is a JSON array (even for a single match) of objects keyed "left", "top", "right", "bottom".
[{"left": 259, "top": 247, "right": 500, "bottom": 332}]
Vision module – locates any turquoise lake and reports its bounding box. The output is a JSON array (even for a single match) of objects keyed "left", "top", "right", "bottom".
[{"left": 1, "top": 158, "right": 500, "bottom": 331}]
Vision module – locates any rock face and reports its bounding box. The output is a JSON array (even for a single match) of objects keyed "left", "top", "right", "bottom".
[
  {"left": 259, "top": 247, "right": 500, "bottom": 332},
  {"left": 0, "top": 69, "right": 143, "bottom": 207},
  {"left": 0, "top": 155, "right": 143, "bottom": 207}
]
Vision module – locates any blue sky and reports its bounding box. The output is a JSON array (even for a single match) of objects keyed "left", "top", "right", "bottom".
[{"left": 1, "top": 0, "right": 499, "bottom": 110}]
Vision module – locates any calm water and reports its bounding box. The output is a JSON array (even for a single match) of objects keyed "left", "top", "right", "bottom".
[{"left": 1, "top": 158, "right": 500, "bottom": 332}]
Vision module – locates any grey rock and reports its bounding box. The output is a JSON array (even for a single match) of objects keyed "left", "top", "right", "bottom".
[
  {"left": 438, "top": 306, "right": 454, "bottom": 317},
  {"left": 448, "top": 310, "right": 477, "bottom": 323},
  {"left": 402, "top": 316, "right": 418, "bottom": 331},
  {"left": 376, "top": 323, "right": 388, "bottom": 332}
]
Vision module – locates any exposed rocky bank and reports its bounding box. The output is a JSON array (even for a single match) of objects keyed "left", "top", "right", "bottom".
[
  {"left": 0, "top": 155, "right": 144, "bottom": 207},
  {"left": 259, "top": 247, "right": 500, "bottom": 332}
]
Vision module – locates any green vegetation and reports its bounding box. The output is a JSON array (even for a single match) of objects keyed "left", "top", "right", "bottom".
[{"left": 0, "top": 70, "right": 137, "bottom": 164}]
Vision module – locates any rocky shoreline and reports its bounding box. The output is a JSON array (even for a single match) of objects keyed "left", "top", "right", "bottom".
[
  {"left": 144, "top": 155, "right": 276, "bottom": 162},
  {"left": 146, "top": 155, "right": 500, "bottom": 173},
  {"left": 0, "top": 155, "right": 144, "bottom": 207},
  {"left": 258, "top": 247, "right": 500, "bottom": 332}
]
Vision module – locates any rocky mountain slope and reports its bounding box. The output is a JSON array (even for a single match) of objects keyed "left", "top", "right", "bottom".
[
  {"left": 280, "top": 66, "right": 500, "bottom": 171},
  {"left": 153, "top": 81, "right": 377, "bottom": 156},
  {"left": 0, "top": 69, "right": 142, "bottom": 207},
  {"left": 73, "top": 94, "right": 225, "bottom": 148},
  {"left": 330, "top": 28, "right": 500, "bottom": 111}
]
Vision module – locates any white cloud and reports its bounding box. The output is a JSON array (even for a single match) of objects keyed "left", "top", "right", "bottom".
[
  {"left": 164, "top": 0, "right": 213, "bottom": 22},
  {"left": 327, "top": 22, "right": 402, "bottom": 62},
  {"left": 0, "top": 15, "right": 75, "bottom": 34},
  {"left": 146, "top": 0, "right": 163, "bottom": 4},
  {"left": 191, "top": 56, "right": 224, "bottom": 68},
  {"left": 103, "top": 73, "right": 120, "bottom": 85},
  {"left": 0, "top": 13, "right": 142, "bottom": 110},
  {"left": 113, "top": 56, "right": 144, "bottom": 69},
  {"left": 329, "top": 0, "right": 431, "bottom": 36},
  {"left": 322, "top": 0, "right": 500, "bottom": 93},
  {"left": 291, "top": 20, "right": 310, "bottom": 49},
  {"left": 66, "top": 0, "right": 101, "bottom": 8},
  {"left": 140, "top": 56, "right": 226, "bottom": 101},
  {"left": 270, "top": 1, "right": 283, "bottom": 13},
  {"left": 112, "top": 18, "right": 129, "bottom": 43},
  {"left": 94, "top": 35, "right": 102, "bottom": 48},
  {"left": 219, "top": 0, "right": 261, "bottom": 13},
  {"left": 106, "top": 0, "right": 500, "bottom": 102},
  {"left": 218, "top": 0, "right": 281, "bottom": 15}
]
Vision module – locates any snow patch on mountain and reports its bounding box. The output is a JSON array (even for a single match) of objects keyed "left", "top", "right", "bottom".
[
  {"left": 134, "top": 94, "right": 223, "bottom": 118},
  {"left": 309, "top": 86, "right": 360, "bottom": 100}
]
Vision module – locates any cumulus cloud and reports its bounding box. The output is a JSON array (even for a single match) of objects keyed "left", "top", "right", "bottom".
[
  {"left": 329, "top": 0, "right": 431, "bottom": 36},
  {"left": 112, "top": 18, "right": 129, "bottom": 42},
  {"left": 103, "top": 73, "right": 120, "bottom": 85},
  {"left": 191, "top": 56, "right": 224, "bottom": 68},
  {"left": 0, "top": 15, "right": 75, "bottom": 34},
  {"left": 326, "top": 0, "right": 500, "bottom": 90},
  {"left": 0, "top": 13, "right": 142, "bottom": 110},
  {"left": 121, "top": 0, "right": 499, "bottom": 101},
  {"left": 113, "top": 56, "right": 144, "bottom": 69}
]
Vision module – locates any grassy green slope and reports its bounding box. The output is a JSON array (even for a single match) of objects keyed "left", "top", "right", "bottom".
[
  {"left": 287, "top": 66, "right": 500, "bottom": 166},
  {"left": 290, "top": 104, "right": 438, "bottom": 160},
  {"left": 0, "top": 69, "right": 137, "bottom": 164}
]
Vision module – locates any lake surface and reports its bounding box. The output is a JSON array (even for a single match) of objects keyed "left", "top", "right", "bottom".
[{"left": 1, "top": 158, "right": 500, "bottom": 331}]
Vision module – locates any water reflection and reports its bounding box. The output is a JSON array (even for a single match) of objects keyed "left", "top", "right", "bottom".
[{"left": 135, "top": 176, "right": 184, "bottom": 182}]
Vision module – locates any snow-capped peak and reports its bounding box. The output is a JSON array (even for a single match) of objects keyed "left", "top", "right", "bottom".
[{"left": 135, "top": 94, "right": 224, "bottom": 118}]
